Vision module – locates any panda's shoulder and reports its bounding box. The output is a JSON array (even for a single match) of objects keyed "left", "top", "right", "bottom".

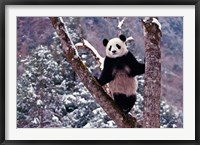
[
  {"left": 120, "top": 51, "right": 134, "bottom": 60},
  {"left": 124, "top": 51, "right": 137, "bottom": 60},
  {"left": 105, "top": 56, "right": 114, "bottom": 62},
  {"left": 104, "top": 56, "right": 115, "bottom": 66},
  {"left": 126, "top": 51, "right": 134, "bottom": 57}
]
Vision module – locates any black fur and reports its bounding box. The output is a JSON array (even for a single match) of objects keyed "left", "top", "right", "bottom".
[
  {"left": 97, "top": 51, "right": 145, "bottom": 86},
  {"left": 114, "top": 93, "right": 136, "bottom": 114},
  {"left": 119, "top": 34, "right": 126, "bottom": 42},
  {"left": 103, "top": 39, "right": 109, "bottom": 47}
]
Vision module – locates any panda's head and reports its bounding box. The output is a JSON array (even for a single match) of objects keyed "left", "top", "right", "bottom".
[{"left": 103, "top": 35, "right": 129, "bottom": 58}]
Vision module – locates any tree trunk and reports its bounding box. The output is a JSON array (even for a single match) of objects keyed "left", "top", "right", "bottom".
[
  {"left": 142, "top": 17, "right": 162, "bottom": 128},
  {"left": 49, "top": 17, "right": 136, "bottom": 128}
]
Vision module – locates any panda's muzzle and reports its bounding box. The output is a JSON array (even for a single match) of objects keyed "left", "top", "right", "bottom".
[{"left": 112, "top": 50, "right": 117, "bottom": 54}]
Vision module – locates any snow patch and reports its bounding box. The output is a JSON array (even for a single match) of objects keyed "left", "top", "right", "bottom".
[
  {"left": 52, "top": 115, "right": 59, "bottom": 122},
  {"left": 92, "top": 108, "right": 106, "bottom": 116},
  {"left": 36, "top": 99, "right": 43, "bottom": 106},
  {"left": 28, "top": 85, "right": 37, "bottom": 98},
  {"left": 79, "top": 98, "right": 87, "bottom": 104},
  {"left": 107, "top": 120, "right": 115, "bottom": 126},
  {"left": 81, "top": 54, "right": 87, "bottom": 59},
  {"left": 59, "top": 80, "right": 66, "bottom": 88},
  {"left": 83, "top": 123, "right": 91, "bottom": 128},
  {"left": 31, "top": 118, "right": 40, "bottom": 124},
  {"left": 63, "top": 94, "right": 76, "bottom": 104}
]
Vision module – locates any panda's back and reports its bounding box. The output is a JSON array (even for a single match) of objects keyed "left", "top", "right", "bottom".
[{"left": 109, "top": 66, "right": 138, "bottom": 96}]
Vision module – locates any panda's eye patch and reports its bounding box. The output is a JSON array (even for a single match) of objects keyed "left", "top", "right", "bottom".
[
  {"left": 109, "top": 46, "right": 112, "bottom": 51},
  {"left": 116, "top": 44, "right": 121, "bottom": 49}
]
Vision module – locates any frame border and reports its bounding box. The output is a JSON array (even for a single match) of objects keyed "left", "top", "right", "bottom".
[{"left": 1, "top": 0, "right": 199, "bottom": 145}]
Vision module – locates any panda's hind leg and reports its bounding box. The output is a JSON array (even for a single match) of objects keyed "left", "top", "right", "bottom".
[{"left": 113, "top": 93, "right": 136, "bottom": 114}]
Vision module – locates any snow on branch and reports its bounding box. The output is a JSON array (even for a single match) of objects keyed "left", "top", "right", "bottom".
[
  {"left": 75, "top": 40, "right": 104, "bottom": 70},
  {"left": 126, "top": 36, "right": 134, "bottom": 42},
  {"left": 142, "top": 17, "right": 162, "bottom": 43},
  {"left": 117, "top": 17, "right": 126, "bottom": 30},
  {"left": 117, "top": 17, "right": 126, "bottom": 36},
  {"left": 49, "top": 17, "right": 136, "bottom": 128},
  {"left": 142, "top": 17, "right": 161, "bottom": 31},
  {"left": 152, "top": 18, "right": 162, "bottom": 31}
]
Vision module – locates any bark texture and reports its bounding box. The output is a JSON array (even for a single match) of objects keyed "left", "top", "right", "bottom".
[
  {"left": 49, "top": 17, "right": 136, "bottom": 128},
  {"left": 142, "top": 17, "right": 162, "bottom": 128}
]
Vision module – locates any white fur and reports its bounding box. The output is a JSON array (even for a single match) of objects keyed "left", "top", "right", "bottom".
[
  {"left": 109, "top": 69, "right": 138, "bottom": 96},
  {"left": 105, "top": 38, "right": 128, "bottom": 58}
]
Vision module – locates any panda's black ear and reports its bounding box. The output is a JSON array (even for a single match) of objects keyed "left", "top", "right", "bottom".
[
  {"left": 103, "top": 39, "right": 108, "bottom": 47},
  {"left": 119, "top": 35, "right": 126, "bottom": 42}
]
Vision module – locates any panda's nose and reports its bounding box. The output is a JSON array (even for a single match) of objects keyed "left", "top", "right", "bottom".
[{"left": 112, "top": 50, "right": 116, "bottom": 54}]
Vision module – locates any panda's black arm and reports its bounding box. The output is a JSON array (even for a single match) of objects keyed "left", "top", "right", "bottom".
[
  {"left": 96, "top": 57, "right": 114, "bottom": 86},
  {"left": 127, "top": 52, "right": 145, "bottom": 76},
  {"left": 98, "top": 69, "right": 113, "bottom": 86},
  {"left": 134, "top": 62, "right": 145, "bottom": 75}
]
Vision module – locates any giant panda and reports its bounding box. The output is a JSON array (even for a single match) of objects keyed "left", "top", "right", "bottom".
[{"left": 96, "top": 34, "right": 145, "bottom": 114}]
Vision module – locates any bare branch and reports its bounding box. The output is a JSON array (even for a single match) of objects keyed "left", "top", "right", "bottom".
[{"left": 49, "top": 17, "right": 136, "bottom": 128}]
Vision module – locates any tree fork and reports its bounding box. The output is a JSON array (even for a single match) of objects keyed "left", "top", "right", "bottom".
[
  {"left": 142, "top": 17, "right": 162, "bottom": 128},
  {"left": 49, "top": 17, "right": 136, "bottom": 128}
]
